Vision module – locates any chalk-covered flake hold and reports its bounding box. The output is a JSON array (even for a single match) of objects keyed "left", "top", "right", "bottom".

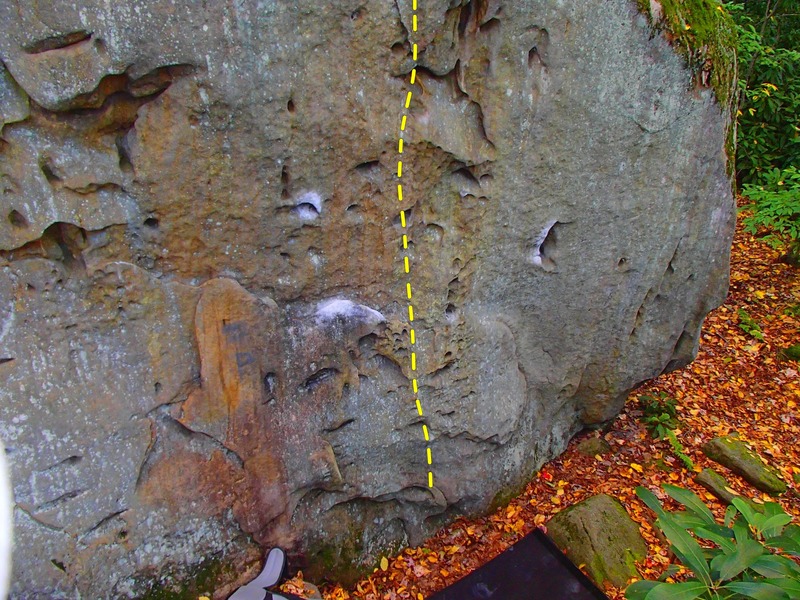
[
  {"left": 293, "top": 191, "right": 323, "bottom": 220},
  {"left": 315, "top": 298, "right": 385, "bottom": 328}
]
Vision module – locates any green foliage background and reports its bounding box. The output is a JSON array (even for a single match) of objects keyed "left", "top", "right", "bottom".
[
  {"left": 731, "top": 1, "right": 800, "bottom": 181},
  {"left": 727, "top": 1, "right": 800, "bottom": 259}
]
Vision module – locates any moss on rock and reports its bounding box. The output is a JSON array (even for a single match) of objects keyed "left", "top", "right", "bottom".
[
  {"left": 636, "top": 0, "right": 738, "bottom": 108},
  {"left": 134, "top": 555, "right": 237, "bottom": 600},
  {"left": 305, "top": 537, "right": 363, "bottom": 585},
  {"left": 488, "top": 479, "right": 530, "bottom": 514},
  {"left": 302, "top": 515, "right": 407, "bottom": 586}
]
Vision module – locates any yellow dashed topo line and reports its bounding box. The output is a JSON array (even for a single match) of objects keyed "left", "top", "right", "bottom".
[{"left": 395, "top": 1, "right": 433, "bottom": 488}]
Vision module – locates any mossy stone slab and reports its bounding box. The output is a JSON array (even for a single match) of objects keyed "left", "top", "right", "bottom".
[
  {"left": 695, "top": 467, "right": 739, "bottom": 505},
  {"left": 546, "top": 494, "right": 646, "bottom": 588},
  {"left": 702, "top": 436, "right": 787, "bottom": 495},
  {"left": 694, "top": 468, "right": 769, "bottom": 517}
]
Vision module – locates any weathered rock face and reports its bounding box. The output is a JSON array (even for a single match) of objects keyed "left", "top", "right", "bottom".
[{"left": 0, "top": 0, "right": 734, "bottom": 596}]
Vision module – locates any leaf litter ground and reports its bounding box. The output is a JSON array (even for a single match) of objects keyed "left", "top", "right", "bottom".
[{"left": 281, "top": 215, "right": 799, "bottom": 600}]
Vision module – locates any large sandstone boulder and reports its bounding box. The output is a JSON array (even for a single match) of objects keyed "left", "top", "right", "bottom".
[{"left": 0, "top": 0, "right": 734, "bottom": 596}]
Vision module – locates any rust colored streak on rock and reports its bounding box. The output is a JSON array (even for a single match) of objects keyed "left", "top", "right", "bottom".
[
  {"left": 180, "top": 277, "right": 273, "bottom": 447},
  {"left": 177, "top": 277, "right": 291, "bottom": 541}
]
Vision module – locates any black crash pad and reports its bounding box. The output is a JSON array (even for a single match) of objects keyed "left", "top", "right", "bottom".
[{"left": 427, "top": 528, "right": 609, "bottom": 600}]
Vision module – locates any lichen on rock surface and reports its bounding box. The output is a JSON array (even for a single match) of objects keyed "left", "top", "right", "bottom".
[{"left": 0, "top": 0, "right": 735, "bottom": 596}]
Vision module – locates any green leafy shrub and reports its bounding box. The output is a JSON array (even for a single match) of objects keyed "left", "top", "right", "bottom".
[
  {"left": 742, "top": 166, "right": 800, "bottom": 252},
  {"left": 639, "top": 393, "right": 695, "bottom": 470},
  {"left": 665, "top": 430, "right": 696, "bottom": 471},
  {"left": 784, "top": 304, "right": 800, "bottom": 318},
  {"left": 627, "top": 484, "right": 800, "bottom": 600},
  {"left": 737, "top": 308, "right": 764, "bottom": 341},
  {"left": 727, "top": 2, "right": 800, "bottom": 183},
  {"left": 726, "top": 1, "right": 800, "bottom": 260},
  {"left": 778, "top": 344, "right": 800, "bottom": 362},
  {"left": 640, "top": 393, "right": 680, "bottom": 439}
]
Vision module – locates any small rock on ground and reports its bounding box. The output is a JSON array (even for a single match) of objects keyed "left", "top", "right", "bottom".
[
  {"left": 695, "top": 467, "right": 740, "bottom": 505},
  {"left": 576, "top": 437, "right": 612, "bottom": 457},
  {"left": 546, "top": 493, "right": 646, "bottom": 588},
  {"left": 701, "top": 435, "right": 786, "bottom": 495}
]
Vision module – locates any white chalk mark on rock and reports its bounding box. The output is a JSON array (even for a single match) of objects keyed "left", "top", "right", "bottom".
[{"left": 315, "top": 298, "right": 385, "bottom": 327}]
